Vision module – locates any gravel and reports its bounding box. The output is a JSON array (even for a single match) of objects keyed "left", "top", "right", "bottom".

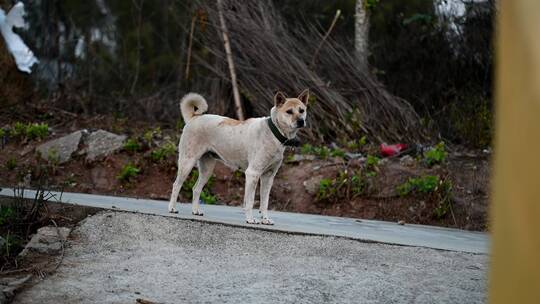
[{"left": 15, "top": 211, "right": 487, "bottom": 304}]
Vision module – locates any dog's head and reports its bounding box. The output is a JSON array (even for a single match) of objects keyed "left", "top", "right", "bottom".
[{"left": 273, "top": 89, "right": 309, "bottom": 130}]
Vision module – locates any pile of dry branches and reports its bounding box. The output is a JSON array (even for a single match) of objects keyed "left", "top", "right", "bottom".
[{"left": 195, "top": 0, "right": 426, "bottom": 143}]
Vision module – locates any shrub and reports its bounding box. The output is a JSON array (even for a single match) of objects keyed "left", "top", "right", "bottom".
[
  {"left": 150, "top": 141, "right": 177, "bottom": 162},
  {"left": 423, "top": 142, "right": 447, "bottom": 167},
  {"left": 397, "top": 175, "right": 453, "bottom": 219},
  {"left": 316, "top": 170, "right": 367, "bottom": 202},
  {"left": 5, "top": 158, "right": 17, "bottom": 170},
  {"left": 366, "top": 155, "right": 380, "bottom": 168},
  {"left": 11, "top": 122, "right": 49, "bottom": 141},
  {"left": 0, "top": 206, "right": 15, "bottom": 225},
  {"left": 123, "top": 138, "right": 141, "bottom": 153},
  {"left": 117, "top": 164, "right": 140, "bottom": 182}
]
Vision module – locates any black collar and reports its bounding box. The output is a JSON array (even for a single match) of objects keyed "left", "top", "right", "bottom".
[{"left": 266, "top": 118, "right": 300, "bottom": 147}]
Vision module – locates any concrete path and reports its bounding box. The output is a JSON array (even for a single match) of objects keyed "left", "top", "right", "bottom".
[
  {"left": 0, "top": 188, "right": 489, "bottom": 253},
  {"left": 14, "top": 212, "right": 488, "bottom": 304}
]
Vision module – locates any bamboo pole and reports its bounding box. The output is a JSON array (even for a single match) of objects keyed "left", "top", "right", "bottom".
[{"left": 217, "top": 0, "right": 244, "bottom": 120}]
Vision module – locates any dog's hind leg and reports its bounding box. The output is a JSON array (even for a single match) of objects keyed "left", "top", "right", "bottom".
[
  {"left": 168, "top": 156, "right": 197, "bottom": 213},
  {"left": 191, "top": 155, "right": 216, "bottom": 216}
]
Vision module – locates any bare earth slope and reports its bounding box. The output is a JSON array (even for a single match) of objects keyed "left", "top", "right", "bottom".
[{"left": 15, "top": 211, "right": 487, "bottom": 304}]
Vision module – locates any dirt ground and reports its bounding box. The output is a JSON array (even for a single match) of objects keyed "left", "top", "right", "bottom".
[
  {"left": 0, "top": 114, "right": 491, "bottom": 231},
  {"left": 14, "top": 211, "right": 488, "bottom": 304}
]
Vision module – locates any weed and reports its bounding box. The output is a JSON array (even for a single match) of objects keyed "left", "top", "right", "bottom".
[
  {"left": 316, "top": 170, "right": 367, "bottom": 202},
  {"left": 330, "top": 147, "right": 346, "bottom": 158},
  {"left": 11, "top": 122, "right": 49, "bottom": 141},
  {"left": 397, "top": 175, "right": 440, "bottom": 196},
  {"left": 366, "top": 155, "right": 380, "bottom": 168},
  {"left": 5, "top": 158, "right": 17, "bottom": 170},
  {"left": 0, "top": 206, "right": 15, "bottom": 225},
  {"left": 423, "top": 142, "right": 447, "bottom": 167},
  {"left": 143, "top": 127, "right": 162, "bottom": 145},
  {"left": 300, "top": 144, "right": 333, "bottom": 159},
  {"left": 123, "top": 138, "right": 141, "bottom": 153},
  {"left": 397, "top": 175, "right": 453, "bottom": 219},
  {"left": 150, "top": 141, "right": 177, "bottom": 162},
  {"left": 117, "top": 164, "right": 140, "bottom": 182},
  {"left": 47, "top": 148, "right": 60, "bottom": 165},
  {"left": 346, "top": 136, "right": 367, "bottom": 150}
]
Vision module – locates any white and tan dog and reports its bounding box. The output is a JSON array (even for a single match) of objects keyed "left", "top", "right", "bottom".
[{"left": 168, "top": 90, "right": 309, "bottom": 224}]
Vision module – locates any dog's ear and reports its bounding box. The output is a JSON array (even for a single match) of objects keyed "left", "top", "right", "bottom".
[
  {"left": 274, "top": 91, "right": 287, "bottom": 107},
  {"left": 298, "top": 89, "right": 310, "bottom": 105}
]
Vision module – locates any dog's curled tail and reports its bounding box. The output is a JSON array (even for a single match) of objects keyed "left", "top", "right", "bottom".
[{"left": 180, "top": 93, "right": 208, "bottom": 123}]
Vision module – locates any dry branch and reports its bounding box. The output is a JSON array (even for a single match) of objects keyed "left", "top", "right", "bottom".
[{"left": 196, "top": 0, "right": 425, "bottom": 143}]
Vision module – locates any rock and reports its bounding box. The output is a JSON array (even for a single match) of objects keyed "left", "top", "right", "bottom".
[
  {"left": 85, "top": 129, "right": 126, "bottom": 161},
  {"left": 400, "top": 155, "right": 415, "bottom": 167},
  {"left": 344, "top": 152, "right": 363, "bottom": 160},
  {"left": 397, "top": 220, "right": 406, "bottom": 225},
  {"left": 0, "top": 274, "right": 31, "bottom": 303},
  {"left": 303, "top": 175, "right": 323, "bottom": 195},
  {"left": 36, "top": 131, "right": 82, "bottom": 164},
  {"left": 19, "top": 226, "right": 71, "bottom": 256}
]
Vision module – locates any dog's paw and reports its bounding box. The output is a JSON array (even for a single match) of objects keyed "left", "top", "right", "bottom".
[
  {"left": 169, "top": 208, "right": 179, "bottom": 214},
  {"left": 260, "top": 218, "right": 274, "bottom": 225},
  {"left": 246, "top": 218, "right": 260, "bottom": 224},
  {"left": 192, "top": 209, "right": 204, "bottom": 216}
]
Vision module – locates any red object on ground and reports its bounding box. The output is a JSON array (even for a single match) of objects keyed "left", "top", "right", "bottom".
[{"left": 380, "top": 143, "right": 408, "bottom": 157}]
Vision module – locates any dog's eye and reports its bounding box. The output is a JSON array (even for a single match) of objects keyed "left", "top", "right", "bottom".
[
  {"left": 299, "top": 109, "right": 305, "bottom": 114},
  {"left": 286, "top": 109, "right": 294, "bottom": 115}
]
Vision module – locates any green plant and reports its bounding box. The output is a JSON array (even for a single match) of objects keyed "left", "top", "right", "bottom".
[
  {"left": 316, "top": 178, "right": 336, "bottom": 201},
  {"left": 0, "top": 128, "right": 6, "bottom": 139},
  {"left": 117, "top": 164, "right": 140, "bottom": 182},
  {"left": 150, "top": 141, "right": 177, "bottom": 162},
  {"left": 423, "top": 142, "right": 447, "bottom": 167},
  {"left": 124, "top": 138, "right": 141, "bottom": 153},
  {"left": 176, "top": 119, "right": 185, "bottom": 131},
  {"left": 300, "top": 144, "right": 332, "bottom": 159},
  {"left": 143, "top": 127, "right": 162, "bottom": 145},
  {"left": 5, "top": 158, "right": 17, "bottom": 170},
  {"left": 47, "top": 148, "right": 60, "bottom": 165},
  {"left": 26, "top": 123, "right": 49, "bottom": 140},
  {"left": 397, "top": 175, "right": 440, "bottom": 196},
  {"left": 11, "top": 122, "right": 48, "bottom": 141},
  {"left": 316, "top": 170, "right": 367, "bottom": 203},
  {"left": 330, "top": 147, "right": 346, "bottom": 158},
  {"left": 0, "top": 206, "right": 15, "bottom": 225},
  {"left": 366, "top": 155, "right": 380, "bottom": 168}
]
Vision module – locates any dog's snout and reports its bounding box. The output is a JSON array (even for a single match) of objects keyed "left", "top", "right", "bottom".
[{"left": 296, "top": 118, "right": 305, "bottom": 128}]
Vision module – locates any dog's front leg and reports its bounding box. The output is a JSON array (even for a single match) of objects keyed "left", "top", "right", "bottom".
[
  {"left": 259, "top": 166, "right": 279, "bottom": 225},
  {"left": 244, "top": 167, "right": 261, "bottom": 224}
]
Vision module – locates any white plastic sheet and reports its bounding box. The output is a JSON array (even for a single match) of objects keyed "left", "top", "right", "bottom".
[{"left": 0, "top": 2, "right": 38, "bottom": 73}]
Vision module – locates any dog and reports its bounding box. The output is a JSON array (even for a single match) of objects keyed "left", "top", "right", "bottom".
[{"left": 168, "top": 89, "right": 309, "bottom": 224}]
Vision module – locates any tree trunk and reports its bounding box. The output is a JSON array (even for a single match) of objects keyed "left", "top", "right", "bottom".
[
  {"left": 217, "top": 0, "right": 244, "bottom": 120},
  {"left": 355, "top": 0, "right": 369, "bottom": 68}
]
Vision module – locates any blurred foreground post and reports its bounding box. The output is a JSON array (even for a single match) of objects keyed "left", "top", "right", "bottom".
[
  {"left": 490, "top": 0, "right": 540, "bottom": 303},
  {"left": 217, "top": 0, "right": 244, "bottom": 120}
]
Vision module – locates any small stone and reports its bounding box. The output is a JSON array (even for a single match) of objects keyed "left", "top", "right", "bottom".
[
  {"left": 399, "top": 155, "right": 415, "bottom": 167},
  {"left": 398, "top": 220, "right": 406, "bottom": 225},
  {"left": 287, "top": 154, "right": 316, "bottom": 163},
  {"left": 344, "top": 152, "right": 363, "bottom": 160},
  {"left": 303, "top": 175, "right": 323, "bottom": 195},
  {"left": 19, "top": 226, "right": 70, "bottom": 256}
]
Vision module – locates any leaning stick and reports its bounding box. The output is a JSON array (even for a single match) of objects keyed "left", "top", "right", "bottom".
[
  {"left": 185, "top": 15, "right": 197, "bottom": 80},
  {"left": 217, "top": 0, "right": 245, "bottom": 120},
  {"left": 310, "top": 9, "right": 341, "bottom": 69}
]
